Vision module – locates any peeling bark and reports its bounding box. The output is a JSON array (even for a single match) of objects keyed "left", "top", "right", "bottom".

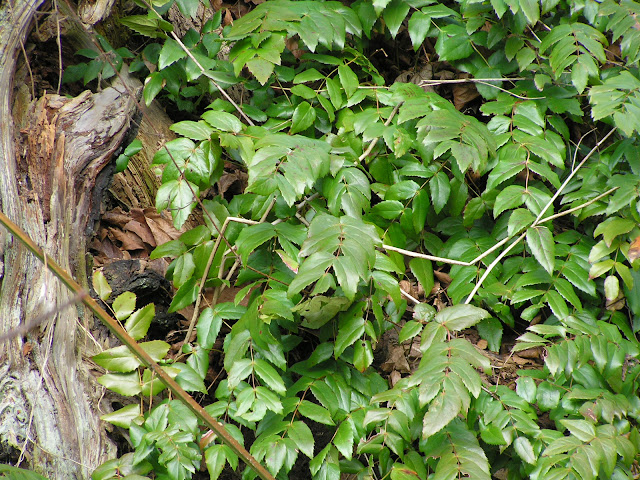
[{"left": 0, "top": 2, "right": 141, "bottom": 477}]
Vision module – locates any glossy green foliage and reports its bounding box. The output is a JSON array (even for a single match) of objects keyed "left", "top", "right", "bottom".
[{"left": 87, "top": 0, "right": 640, "bottom": 478}]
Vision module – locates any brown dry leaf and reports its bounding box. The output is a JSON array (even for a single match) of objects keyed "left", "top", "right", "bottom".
[
  {"left": 102, "top": 208, "right": 132, "bottom": 228},
  {"left": 516, "top": 347, "right": 542, "bottom": 360},
  {"left": 628, "top": 234, "right": 640, "bottom": 262},
  {"left": 223, "top": 8, "right": 233, "bottom": 26},
  {"left": 453, "top": 82, "right": 479, "bottom": 111},
  {"left": 133, "top": 208, "right": 181, "bottom": 245},
  {"left": 606, "top": 291, "right": 626, "bottom": 311},
  {"left": 434, "top": 270, "right": 452, "bottom": 285},
  {"left": 388, "top": 370, "right": 402, "bottom": 387},
  {"left": 476, "top": 339, "right": 488, "bottom": 350},
  {"left": 124, "top": 219, "right": 156, "bottom": 247},
  {"left": 109, "top": 227, "right": 146, "bottom": 251},
  {"left": 511, "top": 354, "right": 530, "bottom": 365},
  {"left": 218, "top": 170, "right": 248, "bottom": 196},
  {"left": 381, "top": 345, "right": 411, "bottom": 373}
]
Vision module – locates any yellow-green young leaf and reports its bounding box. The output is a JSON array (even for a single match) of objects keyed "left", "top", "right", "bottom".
[
  {"left": 338, "top": 64, "right": 358, "bottom": 98},
  {"left": 139, "top": 340, "right": 170, "bottom": 362},
  {"left": 97, "top": 372, "right": 141, "bottom": 396},
  {"left": 604, "top": 275, "right": 620, "bottom": 302},
  {"left": 93, "top": 270, "right": 112, "bottom": 301},
  {"left": 526, "top": 226, "right": 555, "bottom": 275},
  {"left": 113, "top": 291, "right": 136, "bottom": 321},
  {"left": 615, "top": 262, "right": 634, "bottom": 289},
  {"left": 288, "top": 421, "right": 315, "bottom": 458},
  {"left": 593, "top": 217, "right": 636, "bottom": 247},
  {"left": 100, "top": 404, "right": 140, "bottom": 429},
  {"left": 93, "top": 345, "right": 141, "bottom": 372},
  {"left": 589, "top": 259, "right": 614, "bottom": 279},
  {"left": 247, "top": 57, "right": 275, "bottom": 85},
  {"left": 124, "top": 303, "right": 155, "bottom": 341},
  {"left": 141, "top": 368, "right": 167, "bottom": 396}
]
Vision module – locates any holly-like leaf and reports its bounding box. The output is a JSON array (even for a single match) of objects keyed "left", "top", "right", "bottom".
[{"left": 526, "top": 226, "right": 555, "bottom": 275}]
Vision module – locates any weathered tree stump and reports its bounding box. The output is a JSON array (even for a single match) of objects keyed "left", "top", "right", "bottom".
[{"left": 0, "top": 2, "right": 143, "bottom": 476}]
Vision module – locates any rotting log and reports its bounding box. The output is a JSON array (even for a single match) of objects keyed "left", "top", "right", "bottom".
[{"left": 0, "top": 1, "right": 142, "bottom": 476}]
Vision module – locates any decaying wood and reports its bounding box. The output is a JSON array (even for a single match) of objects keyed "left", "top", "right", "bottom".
[{"left": 0, "top": 1, "right": 141, "bottom": 475}]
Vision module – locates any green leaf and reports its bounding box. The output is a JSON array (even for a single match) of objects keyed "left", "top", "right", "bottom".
[
  {"left": 246, "top": 58, "right": 276, "bottom": 85},
  {"left": 408, "top": 11, "right": 431, "bottom": 50},
  {"left": 168, "top": 277, "right": 198, "bottom": 312},
  {"left": 97, "top": 372, "right": 141, "bottom": 396},
  {"left": 494, "top": 185, "right": 525, "bottom": 217},
  {"left": 158, "top": 38, "right": 187, "bottom": 69},
  {"left": 100, "top": 404, "right": 140, "bottom": 429},
  {"left": 254, "top": 359, "right": 286, "bottom": 394},
  {"left": 422, "top": 378, "right": 463, "bottom": 438},
  {"left": 430, "top": 171, "right": 450, "bottom": 214},
  {"left": 124, "top": 303, "right": 155, "bottom": 341},
  {"left": 436, "top": 24, "right": 473, "bottom": 61},
  {"left": 151, "top": 239, "right": 187, "bottom": 259},
  {"left": 143, "top": 71, "right": 164, "bottom": 106},
  {"left": 290, "top": 102, "right": 317, "bottom": 134},
  {"left": 236, "top": 223, "right": 277, "bottom": 265},
  {"left": 435, "top": 304, "right": 490, "bottom": 331},
  {"left": 175, "top": 0, "right": 199, "bottom": 19},
  {"left": 201, "top": 110, "right": 243, "bottom": 133},
  {"left": 338, "top": 64, "right": 359, "bottom": 98},
  {"left": 298, "top": 400, "right": 335, "bottom": 426},
  {"left": 288, "top": 421, "right": 315, "bottom": 458},
  {"left": 409, "top": 258, "right": 434, "bottom": 298},
  {"left": 399, "top": 321, "right": 423, "bottom": 344},
  {"left": 334, "top": 304, "right": 366, "bottom": 358},
  {"left": 113, "top": 291, "right": 136, "bottom": 321},
  {"left": 93, "top": 270, "right": 112, "bottom": 301},
  {"left": 526, "top": 226, "right": 555, "bottom": 275},
  {"left": 513, "top": 436, "right": 536, "bottom": 464},
  {"left": 333, "top": 420, "right": 354, "bottom": 459},
  {"left": 383, "top": 0, "right": 410, "bottom": 38},
  {"left": 480, "top": 425, "right": 507, "bottom": 445},
  {"left": 170, "top": 120, "right": 214, "bottom": 141},
  {"left": 205, "top": 444, "right": 227, "bottom": 480},
  {"left": 93, "top": 345, "right": 141, "bottom": 372},
  {"left": 508, "top": 208, "right": 535, "bottom": 236},
  {"left": 174, "top": 362, "right": 207, "bottom": 393}
]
